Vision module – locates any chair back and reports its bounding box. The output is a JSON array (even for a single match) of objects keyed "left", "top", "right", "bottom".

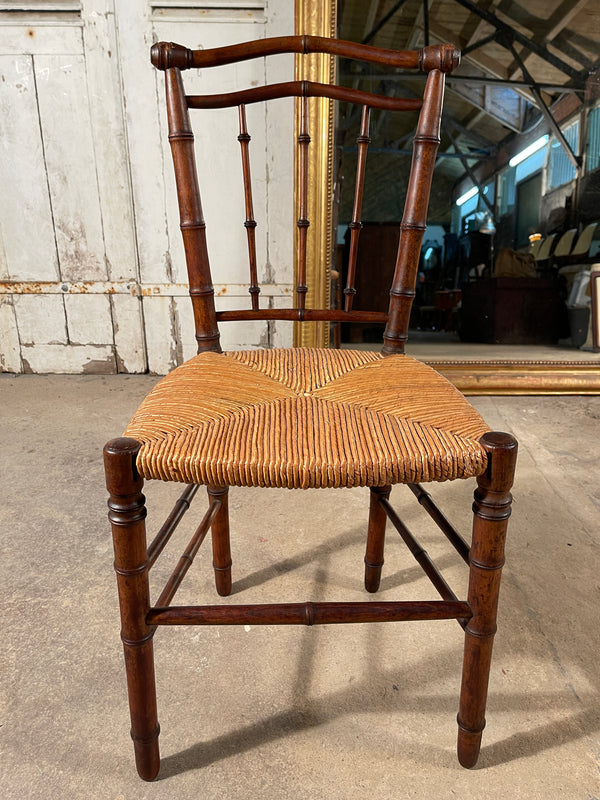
[{"left": 151, "top": 36, "right": 460, "bottom": 355}]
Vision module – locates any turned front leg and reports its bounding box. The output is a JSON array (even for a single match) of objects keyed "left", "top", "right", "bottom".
[
  {"left": 457, "top": 432, "right": 517, "bottom": 768},
  {"left": 364, "top": 485, "right": 391, "bottom": 593},
  {"left": 104, "top": 437, "right": 160, "bottom": 781}
]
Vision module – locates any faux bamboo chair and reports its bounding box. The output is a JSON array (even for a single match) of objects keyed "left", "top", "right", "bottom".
[{"left": 104, "top": 36, "right": 518, "bottom": 781}]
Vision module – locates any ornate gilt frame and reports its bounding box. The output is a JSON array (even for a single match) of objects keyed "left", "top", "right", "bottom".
[
  {"left": 293, "top": 0, "right": 336, "bottom": 348},
  {"left": 293, "top": 1, "right": 600, "bottom": 392}
]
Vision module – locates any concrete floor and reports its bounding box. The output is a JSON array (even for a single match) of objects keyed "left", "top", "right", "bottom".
[{"left": 1, "top": 374, "right": 599, "bottom": 799}]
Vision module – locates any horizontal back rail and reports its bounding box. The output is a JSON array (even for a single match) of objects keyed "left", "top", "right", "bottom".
[
  {"left": 216, "top": 309, "right": 388, "bottom": 323},
  {"left": 187, "top": 81, "right": 424, "bottom": 111},
  {"left": 152, "top": 36, "right": 460, "bottom": 73}
]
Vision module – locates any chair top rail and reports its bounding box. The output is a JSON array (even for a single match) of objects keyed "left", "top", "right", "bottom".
[
  {"left": 151, "top": 36, "right": 460, "bottom": 75},
  {"left": 186, "top": 81, "right": 424, "bottom": 111}
]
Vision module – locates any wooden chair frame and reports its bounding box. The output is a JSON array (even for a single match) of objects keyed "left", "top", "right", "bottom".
[{"left": 104, "top": 35, "right": 517, "bottom": 781}]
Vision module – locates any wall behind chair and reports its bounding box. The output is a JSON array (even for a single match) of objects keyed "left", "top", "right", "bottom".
[{"left": 0, "top": 0, "right": 294, "bottom": 374}]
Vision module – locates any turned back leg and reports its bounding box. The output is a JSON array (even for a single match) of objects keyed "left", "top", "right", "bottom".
[
  {"left": 207, "top": 485, "right": 232, "bottom": 596},
  {"left": 364, "top": 485, "right": 391, "bottom": 593}
]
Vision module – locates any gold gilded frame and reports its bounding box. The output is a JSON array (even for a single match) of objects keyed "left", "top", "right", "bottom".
[
  {"left": 293, "top": 0, "right": 336, "bottom": 348},
  {"left": 293, "top": 1, "right": 600, "bottom": 392}
]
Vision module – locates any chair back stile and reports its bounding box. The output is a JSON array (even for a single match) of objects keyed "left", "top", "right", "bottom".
[
  {"left": 382, "top": 68, "right": 446, "bottom": 355},
  {"left": 165, "top": 67, "right": 221, "bottom": 353},
  {"left": 153, "top": 38, "right": 460, "bottom": 355}
]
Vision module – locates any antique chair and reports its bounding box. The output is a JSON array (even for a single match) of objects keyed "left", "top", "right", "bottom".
[{"left": 104, "top": 36, "right": 517, "bottom": 781}]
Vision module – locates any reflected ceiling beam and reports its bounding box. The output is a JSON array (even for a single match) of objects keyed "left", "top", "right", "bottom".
[
  {"left": 553, "top": 30, "right": 595, "bottom": 71},
  {"left": 508, "top": 42, "right": 581, "bottom": 169},
  {"left": 350, "top": 72, "right": 581, "bottom": 94},
  {"left": 362, "top": 0, "right": 409, "bottom": 44},
  {"left": 458, "top": 0, "right": 499, "bottom": 44},
  {"left": 446, "top": 126, "right": 495, "bottom": 215},
  {"left": 451, "top": 0, "right": 582, "bottom": 80},
  {"left": 341, "top": 146, "right": 488, "bottom": 159},
  {"left": 504, "top": 0, "right": 591, "bottom": 84}
]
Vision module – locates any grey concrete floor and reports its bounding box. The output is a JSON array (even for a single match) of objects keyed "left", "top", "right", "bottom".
[{"left": 1, "top": 374, "right": 599, "bottom": 799}]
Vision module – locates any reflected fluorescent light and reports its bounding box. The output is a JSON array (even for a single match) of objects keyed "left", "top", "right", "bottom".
[
  {"left": 509, "top": 135, "right": 549, "bottom": 167},
  {"left": 456, "top": 186, "right": 478, "bottom": 206}
]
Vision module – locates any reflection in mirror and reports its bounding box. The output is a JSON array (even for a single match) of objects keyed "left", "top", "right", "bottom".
[{"left": 325, "top": 5, "right": 600, "bottom": 393}]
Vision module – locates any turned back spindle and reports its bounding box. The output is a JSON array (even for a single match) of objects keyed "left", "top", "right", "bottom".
[{"left": 151, "top": 37, "right": 460, "bottom": 355}]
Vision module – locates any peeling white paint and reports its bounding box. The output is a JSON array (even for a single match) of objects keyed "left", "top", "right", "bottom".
[{"left": 0, "top": 1, "right": 294, "bottom": 373}]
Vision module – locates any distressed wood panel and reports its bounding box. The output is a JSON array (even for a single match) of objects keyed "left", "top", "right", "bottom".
[
  {"left": 142, "top": 295, "right": 177, "bottom": 374},
  {"left": 113, "top": 1, "right": 171, "bottom": 285},
  {"left": 0, "top": 24, "right": 83, "bottom": 56},
  {"left": 0, "top": 54, "right": 59, "bottom": 281},
  {"left": 81, "top": 2, "right": 138, "bottom": 283},
  {"left": 20, "top": 343, "right": 115, "bottom": 373},
  {"left": 64, "top": 294, "right": 113, "bottom": 344},
  {"left": 0, "top": 297, "right": 22, "bottom": 372},
  {"left": 0, "top": 1, "right": 295, "bottom": 373},
  {"left": 13, "top": 294, "right": 67, "bottom": 344},
  {"left": 111, "top": 294, "right": 147, "bottom": 373},
  {"left": 35, "top": 53, "right": 107, "bottom": 281}
]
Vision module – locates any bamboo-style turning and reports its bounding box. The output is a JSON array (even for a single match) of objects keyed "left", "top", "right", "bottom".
[
  {"left": 237, "top": 105, "right": 260, "bottom": 310},
  {"left": 165, "top": 68, "right": 220, "bottom": 353},
  {"left": 147, "top": 600, "right": 472, "bottom": 626},
  {"left": 379, "top": 497, "right": 463, "bottom": 615},
  {"left": 154, "top": 498, "right": 221, "bottom": 609},
  {"left": 187, "top": 82, "right": 423, "bottom": 111},
  {"left": 408, "top": 483, "right": 470, "bottom": 563},
  {"left": 296, "top": 93, "right": 310, "bottom": 309},
  {"left": 147, "top": 483, "right": 199, "bottom": 568},
  {"left": 345, "top": 105, "right": 371, "bottom": 312},
  {"left": 382, "top": 69, "right": 446, "bottom": 355},
  {"left": 102, "top": 37, "right": 520, "bottom": 784},
  {"left": 151, "top": 37, "right": 460, "bottom": 74},
  {"left": 155, "top": 38, "right": 458, "bottom": 346}
]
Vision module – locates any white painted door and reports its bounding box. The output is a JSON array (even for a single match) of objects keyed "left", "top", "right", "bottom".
[{"left": 0, "top": 1, "right": 293, "bottom": 373}]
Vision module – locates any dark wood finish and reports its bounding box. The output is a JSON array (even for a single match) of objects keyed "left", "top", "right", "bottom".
[
  {"left": 345, "top": 105, "right": 371, "bottom": 312},
  {"left": 151, "top": 37, "right": 459, "bottom": 73},
  {"left": 187, "top": 82, "right": 423, "bottom": 111},
  {"left": 296, "top": 94, "right": 310, "bottom": 309},
  {"left": 460, "top": 277, "right": 563, "bottom": 345},
  {"left": 207, "top": 486, "right": 232, "bottom": 597},
  {"left": 104, "top": 437, "right": 160, "bottom": 782},
  {"left": 155, "top": 498, "right": 221, "bottom": 609},
  {"left": 380, "top": 496, "right": 463, "bottom": 610},
  {"left": 147, "top": 600, "right": 472, "bottom": 626},
  {"left": 408, "top": 483, "right": 470, "bottom": 563},
  {"left": 164, "top": 68, "right": 221, "bottom": 354},
  {"left": 457, "top": 432, "right": 518, "bottom": 768},
  {"left": 156, "top": 38, "right": 456, "bottom": 346},
  {"left": 382, "top": 69, "right": 446, "bottom": 354},
  {"left": 364, "top": 485, "right": 390, "bottom": 592},
  {"left": 216, "top": 308, "right": 388, "bottom": 323},
  {"left": 147, "top": 483, "right": 199, "bottom": 568},
  {"left": 237, "top": 105, "right": 260, "bottom": 310},
  {"left": 102, "top": 37, "right": 521, "bottom": 780}
]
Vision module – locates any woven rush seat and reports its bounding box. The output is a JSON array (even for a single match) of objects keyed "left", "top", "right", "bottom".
[{"left": 125, "top": 348, "right": 490, "bottom": 489}]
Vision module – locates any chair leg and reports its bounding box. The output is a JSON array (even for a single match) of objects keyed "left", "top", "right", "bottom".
[
  {"left": 207, "top": 485, "right": 232, "bottom": 596},
  {"left": 104, "top": 438, "right": 160, "bottom": 782},
  {"left": 457, "top": 432, "right": 518, "bottom": 768},
  {"left": 364, "top": 485, "right": 391, "bottom": 593}
]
